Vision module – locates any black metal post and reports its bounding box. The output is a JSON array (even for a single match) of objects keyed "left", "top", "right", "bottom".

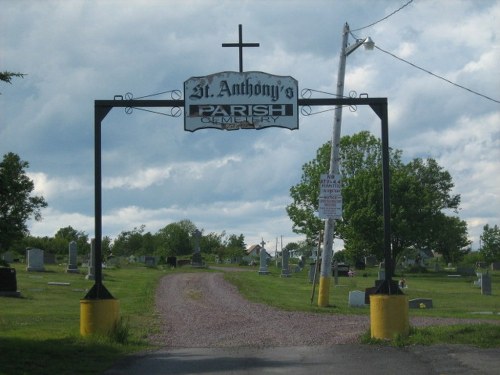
[{"left": 84, "top": 96, "right": 396, "bottom": 298}]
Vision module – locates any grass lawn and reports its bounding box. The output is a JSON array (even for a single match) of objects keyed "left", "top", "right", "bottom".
[
  {"left": 1, "top": 261, "right": 499, "bottom": 374},
  {"left": 224, "top": 264, "right": 500, "bottom": 319},
  {"left": 0, "top": 263, "right": 167, "bottom": 375}
]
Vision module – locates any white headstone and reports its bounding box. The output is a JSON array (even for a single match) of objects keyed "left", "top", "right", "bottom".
[
  {"left": 26, "top": 248, "right": 45, "bottom": 272},
  {"left": 348, "top": 290, "right": 366, "bottom": 307},
  {"left": 85, "top": 239, "right": 95, "bottom": 280}
]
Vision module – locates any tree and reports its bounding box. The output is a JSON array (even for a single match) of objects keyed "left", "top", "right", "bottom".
[
  {"left": 111, "top": 225, "right": 146, "bottom": 256},
  {"left": 54, "top": 226, "right": 89, "bottom": 255},
  {"left": 201, "top": 231, "right": 224, "bottom": 254},
  {"left": 480, "top": 224, "right": 500, "bottom": 263},
  {"left": 429, "top": 215, "right": 471, "bottom": 264},
  {"left": 0, "top": 153, "right": 47, "bottom": 251},
  {"left": 0, "top": 71, "right": 25, "bottom": 84},
  {"left": 156, "top": 222, "right": 192, "bottom": 256},
  {"left": 287, "top": 131, "right": 468, "bottom": 268}
]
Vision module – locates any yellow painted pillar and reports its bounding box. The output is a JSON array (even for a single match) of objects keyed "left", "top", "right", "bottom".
[
  {"left": 370, "top": 294, "right": 409, "bottom": 340},
  {"left": 80, "top": 299, "right": 120, "bottom": 336},
  {"left": 318, "top": 276, "right": 331, "bottom": 307}
]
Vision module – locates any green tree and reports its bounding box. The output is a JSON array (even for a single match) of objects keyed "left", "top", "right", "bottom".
[
  {"left": 0, "top": 153, "right": 47, "bottom": 251},
  {"left": 287, "top": 131, "right": 467, "bottom": 269},
  {"left": 54, "top": 226, "right": 89, "bottom": 255},
  {"left": 0, "top": 71, "right": 25, "bottom": 84},
  {"left": 428, "top": 215, "right": 470, "bottom": 264},
  {"left": 156, "top": 222, "right": 191, "bottom": 256},
  {"left": 480, "top": 224, "right": 500, "bottom": 263},
  {"left": 111, "top": 225, "right": 146, "bottom": 256},
  {"left": 201, "top": 231, "right": 224, "bottom": 254}
]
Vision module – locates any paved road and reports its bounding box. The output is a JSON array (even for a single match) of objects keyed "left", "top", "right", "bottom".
[
  {"left": 104, "top": 270, "right": 500, "bottom": 374},
  {"left": 104, "top": 344, "right": 500, "bottom": 375}
]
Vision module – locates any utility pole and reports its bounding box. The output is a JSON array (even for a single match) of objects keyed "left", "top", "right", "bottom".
[{"left": 318, "top": 23, "right": 373, "bottom": 307}]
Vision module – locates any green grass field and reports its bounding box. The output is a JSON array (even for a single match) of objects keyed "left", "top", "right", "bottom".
[{"left": 1, "top": 262, "right": 499, "bottom": 374}]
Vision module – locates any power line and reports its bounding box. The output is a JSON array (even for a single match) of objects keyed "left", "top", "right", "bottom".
[
  {"left": 374, "top": 45, "right": 500, "bottom": 104},
  {"left": 352, "top": 0, "right": 414, "bottom": 32}
]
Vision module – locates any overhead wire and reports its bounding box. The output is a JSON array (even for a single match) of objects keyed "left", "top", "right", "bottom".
[
  {"left": 374, "top": 45, "right": 500, "bottom": 105},
  {"left": 351, "top": 0, "right": 414, "bottom": 32},
  {"left": 349, "top": 0, "right": 499, "bottom": 105}
]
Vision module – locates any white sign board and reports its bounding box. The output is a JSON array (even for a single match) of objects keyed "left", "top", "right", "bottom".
[
  {"left": 318, "top": 173, "right": 342, "bottom": 219},
  {"left": 184, "top": 71, "right": 298, "bottom": 132}
]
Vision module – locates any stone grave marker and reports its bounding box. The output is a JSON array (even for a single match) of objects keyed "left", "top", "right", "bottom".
[
  {"left": 191, "top": 229, "right": 204, "bottom": 267},
  {"left": 86, "top": 239, "right": 95, "bottom": 280},
  {"left": 26, "top": 248, "right": 45, "bottom": 272},
  {"left": 280, "top": 248, "right": 290, "bottom": 277},
  {"left": 0, "top": 267, "right": 20, "bottom": 297},
  {"left": 66, "top": 241, "right": 79, "bottom": 273},
  {"left": 481, "top": 273, "right": 492, "bottom": 295},
  {"left": 144, "top": 256, "right": 156, "bottom": 267},
  {"left": 258, "top": 240, "right": 269, "bottom": 275},
  {"left": 348, "top": 290, "right": 366, "bottom": 307},
  {"left": 457, "top": 266, "right": 475, "bottom": 276}
]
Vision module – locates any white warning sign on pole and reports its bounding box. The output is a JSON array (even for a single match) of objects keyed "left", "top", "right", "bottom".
[{"left": 318, "top": 173, "right": 342, "bottom": 219}]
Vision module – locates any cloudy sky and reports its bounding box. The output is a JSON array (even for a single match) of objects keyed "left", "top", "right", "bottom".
[{"left": 1, "top": 0, "right": 499, "bottom": 252}]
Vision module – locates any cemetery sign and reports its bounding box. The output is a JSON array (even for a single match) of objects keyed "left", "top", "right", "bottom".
[{"left": 184, "top": 71, "right": 298, "bottom": 131}]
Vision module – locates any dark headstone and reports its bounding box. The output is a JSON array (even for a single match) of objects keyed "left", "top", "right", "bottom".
[
  {"left": 481, "top": 274, "right": 492, "bottom": 295},
  {"left": 457, "top": 266, "right": 475, "bottom": 276},
  {"left": 166, "top": 256, "right": 177, "bottom": 268},
  {"left": 191, "top": 253, "right": 204, "bottom": 268},
  {"left": 0, "top": 267, "right": 20, "bottom": 297},
  {"left": 144, "top": 256, "right": 156, "bottom": 267},
  {"left": 491, "top": 262, "right": 500, "bottom": 271}
]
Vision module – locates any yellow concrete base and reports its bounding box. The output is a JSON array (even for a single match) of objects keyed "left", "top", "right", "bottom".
[
  {"left": 370, "top": 294, "right": 409, "bottom": 340},
  {"left": 80, "top": 299, "right": 120, "bottom": 336},
  {"left": 318, "top": 276, "right": 330, "bottom": 307}
]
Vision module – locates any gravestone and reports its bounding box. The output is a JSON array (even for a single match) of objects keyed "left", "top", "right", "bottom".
[
  {"left": 280, "top": 248, "right": 290, "bottom": 277},
  {"left": 457, "top": 266, "right": 475, "bottom": 276},
  {"left": 409, "top": 298, "right": 433, "bottom": 309},
  {"left": 191, "top": 229, "right": 204, "bottom": 267},
  {"left": 166, "top": 256, "right": 177, "bottom": 268},
  {"left": 258, "top": 240, "right": 269, "bottom": 275},
  {"left": 378, "top": 270, "right": 385, "bottom": 280},
  {"left": 86, "top": 239, "right": 95, "bottom": 280},
  {"left": 144, "top": 256, "right": 156, "bottom": 267},
  {"left": 308, "top": 262, "right": 318, "bottom": 283},
  {"left": 26, "top": 248, "right": 45, "bottom": 272},
  {"left": 66, "top": 241, "right": 79, "bottom": 273},
  {"left": 0, "top": 267, "right": 21, "bottom": 296},
  {"left": 481, "top": 274, "right": 492, "bottom": 295},
  {"left": 348, "top": 290, "right": 366, "bottom": 307}
]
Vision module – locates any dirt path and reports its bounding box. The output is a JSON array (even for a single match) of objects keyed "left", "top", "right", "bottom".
[{"left": 149, "top": 271, "right": 497, "bottom": 348}]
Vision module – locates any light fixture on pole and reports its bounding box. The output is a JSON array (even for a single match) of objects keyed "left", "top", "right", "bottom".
[{"left": 317, "top": 23, "right": 374, "bottom": 307}]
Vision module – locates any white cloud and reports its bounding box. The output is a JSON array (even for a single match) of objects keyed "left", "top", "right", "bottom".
[{"left": 3, "top": 0, "right": 499, "bottom": 252}]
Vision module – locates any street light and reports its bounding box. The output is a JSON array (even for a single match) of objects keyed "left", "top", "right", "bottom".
[{"left": 317, "top": 23, "right": 374, "bottom": 307}]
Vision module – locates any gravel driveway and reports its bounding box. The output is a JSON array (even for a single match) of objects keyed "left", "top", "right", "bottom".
[{"left": 149, "top": 271, "right": 496, "bottom": 348}]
